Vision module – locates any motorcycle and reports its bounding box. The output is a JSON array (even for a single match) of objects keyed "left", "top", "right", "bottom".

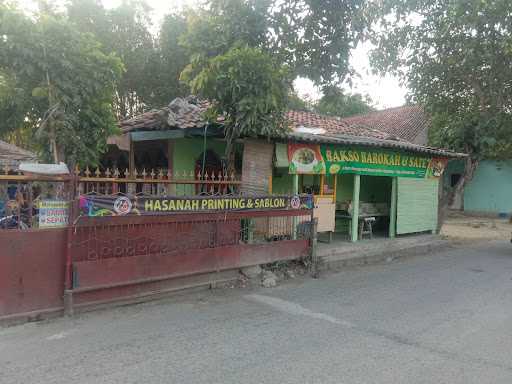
[{"left": 0, "top": 215, "right": 29, "bottom": 230}]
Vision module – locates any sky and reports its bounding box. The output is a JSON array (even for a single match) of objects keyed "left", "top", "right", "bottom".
[{"left": 19, "top": 0, "right": 408, "bottom": 110}]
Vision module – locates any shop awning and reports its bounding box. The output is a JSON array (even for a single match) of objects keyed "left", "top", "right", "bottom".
[{"left": 130, "top": 130, "right": 185, "bottom": 142}]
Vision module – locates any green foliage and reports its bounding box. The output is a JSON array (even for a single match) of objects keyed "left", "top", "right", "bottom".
[
  {"left": 67, "top": 0, "right": 158, "bottom": 119},
  {"left": 180, "top": 0, "right": 269, "bottom": 59},
  {"left": 314, "top": 86, "right": 374, "bottom": 117},
  {"left": 371, "top": 0, "right": 512, "bottom": 160},
  {"left": 0, "top": 3, "right": 123, "bottom": 166},
  {"left": 179, "top": 0, "right": 269, "bottom": 86},
  {"left": 67, "top": 0, "right": 192, "bottom": 116},
  {"left": 0, "top": 0, "right": 375, "bottom": 167},
  {"left": 269, "top": 0, "right": 370, "bottom": 85},
  {"left": 180, "top": 0, "right": 370, "bottom": 86},
  {"left": 287, "top": 91, "right": 312, "bottom": 112},
  {"left": 188, "top": 46, "right": 290, "bottom": 160},
  {"left": 149, "top": 13, "right": 190, "bottom": 107}
]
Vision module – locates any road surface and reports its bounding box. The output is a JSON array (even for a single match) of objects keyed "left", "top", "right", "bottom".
[{"left": 2, "top": 241, "right": 512, "bottom": 383}]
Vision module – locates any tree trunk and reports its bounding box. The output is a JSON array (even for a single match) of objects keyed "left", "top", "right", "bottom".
[
  {"left": 437, "top": 155, "right": 479, "bottom": 232},
  {"left": 450, "top": 150, "right": 479, "bottom": 210},
  {"left": 47, "top": 122, "right": 60, "bottom": 164},
  {"left": 223, "top": 126, "right": 237, "bottom": 176}
]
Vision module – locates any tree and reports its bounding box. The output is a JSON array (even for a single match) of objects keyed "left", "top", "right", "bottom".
[
  {"left": 287, "top": 91, "right": 312, "bottom": 112},
  {"left": 180, "top": 0, "right": 371, "bottom": 87},
  {"left": 314, "top": 86, "right": 374, "bottom": 117},
  {"left": 269, "top": 0, "right": 371, "bottom": 85},
  {"left": 149, "top": 13, "right": 190, "bottom": 107},
  {"left": 67, "top": 0, "right": 157, "bottom": 119},
  {"left": 371, "top": 0, "right": 512, "bottom": 211},
  {"left": 0, "top": 4, "right": 123, "bottom": 165},
  {"left": 186, "top": 46, "right": 290, "bottom": 169}
]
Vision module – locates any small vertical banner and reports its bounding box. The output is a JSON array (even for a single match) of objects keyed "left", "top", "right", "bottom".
[{"left": 38, "top": 200, "right": 70, "bottom": 228}]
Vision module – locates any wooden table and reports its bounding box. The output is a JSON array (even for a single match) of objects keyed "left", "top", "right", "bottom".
[{"left": 335, "top": 212, "right": 389, "bottom": 240}]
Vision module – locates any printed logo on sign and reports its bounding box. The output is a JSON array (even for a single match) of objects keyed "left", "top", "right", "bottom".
[
  {"left": 113, "top": 196, "right": 132, "bottom": 215},
  {"left": 290, "top": 195, "right": 301, "bottom": 209}
]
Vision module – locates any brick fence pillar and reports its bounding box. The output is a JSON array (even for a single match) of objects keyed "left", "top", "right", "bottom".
[{"left": 241, "top": 139, "right": 274, "bottom": 194}]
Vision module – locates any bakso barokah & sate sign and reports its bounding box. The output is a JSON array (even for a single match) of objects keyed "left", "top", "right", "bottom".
[{"left": 288, "top": 143, "right": 447, "bottom": 178}]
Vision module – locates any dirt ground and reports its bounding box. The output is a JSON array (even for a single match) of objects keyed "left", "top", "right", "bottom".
[{"left": 441, "top": 211, "right": 512, "bottom": 241}]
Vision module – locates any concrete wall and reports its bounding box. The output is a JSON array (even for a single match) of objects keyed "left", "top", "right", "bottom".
[{"left": 464, "top": 160, "right": 512, "bottom": 214}]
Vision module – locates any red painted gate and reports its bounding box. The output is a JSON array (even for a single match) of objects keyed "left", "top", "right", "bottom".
[
  {"left": 1, "top": 166, "right": 314, "bottom": 321},
  {"left": 67, "top": 209, "right": 313, "bottom": 310}
]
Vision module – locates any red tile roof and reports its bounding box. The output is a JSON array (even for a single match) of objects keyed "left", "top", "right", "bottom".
[
  {"left": 120, "top": 99, "right": 418, "bottom": 143},
  {"left": 115, "top": 99, "right": 462, "bottom": 157},
  {"left": 119, "top": 97, "right": 212, "bottom": 133},
  {"left": 336, "top": 105, "right": 429, "bottom": 144},
  {"left": 285, "top": 110, "right": 409, "bottom": 142}
]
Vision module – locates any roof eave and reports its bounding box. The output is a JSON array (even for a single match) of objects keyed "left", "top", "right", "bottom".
[{"left": 284, "top": 132, "right": 467, "bottom": 158}]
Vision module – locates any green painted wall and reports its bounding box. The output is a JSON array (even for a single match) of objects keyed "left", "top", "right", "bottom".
[
  {"left": 335, "top": 174, "right": 392, "bottom": 234},
  {"left": 272, "top": 171, "right": 392, "bottom": 203},
  {"left": 172, "top": 138, "right": 226, "bottom": 196},
  {"left": 443, "top": 159, "right": 512, "bottom": 214},
  {"left": 173, "top": 138, "right": 225, "bottom": 171},
  {"left": 464, "top": 160, "right": 512, "bottom": 214},
  {"left": 335, "top": 174, "right": 391, "bottom": 203}
]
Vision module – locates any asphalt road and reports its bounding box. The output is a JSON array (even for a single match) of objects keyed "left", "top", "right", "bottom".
[{"left": 2, "top": 241, "right": 512, "bottom": 384}]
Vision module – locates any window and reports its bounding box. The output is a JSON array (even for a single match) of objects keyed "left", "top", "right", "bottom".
[{"left": 450, "top": 173, "right": 462, "bottom": 187}]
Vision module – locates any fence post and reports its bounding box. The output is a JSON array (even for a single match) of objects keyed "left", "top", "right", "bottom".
[
  {"left": 310, "top": 217, "right": 319, "bottom": 278},
  {"left": 63, "top": 173, "right": 77, "bottom": 316}
]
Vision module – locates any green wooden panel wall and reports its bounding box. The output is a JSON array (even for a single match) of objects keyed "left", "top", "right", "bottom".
[{"left": 397, "top": 178, "right": 438, "bottom": 234}]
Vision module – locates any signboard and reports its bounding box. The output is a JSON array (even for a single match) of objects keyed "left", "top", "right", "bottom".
[
  {"left": 288, "top": 143, "right": 326, "bottom": 174},
  {"left": 288, "top": 144, "right": 447, "bottom": 178},
  {"left": 38, "top": 200, "right": 69, "bottom": 228},
  {"left": 79, "top": 194, "right": 313, "bottom": 217}
]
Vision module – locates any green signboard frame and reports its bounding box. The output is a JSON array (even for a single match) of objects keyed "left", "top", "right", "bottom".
[{"left": 288, "top": 143, "right": 447, "bottom": 179}]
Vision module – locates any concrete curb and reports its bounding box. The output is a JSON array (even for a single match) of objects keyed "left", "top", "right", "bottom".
[{"left": 319, "top": 239, "right": 453, "bottom": 271}]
